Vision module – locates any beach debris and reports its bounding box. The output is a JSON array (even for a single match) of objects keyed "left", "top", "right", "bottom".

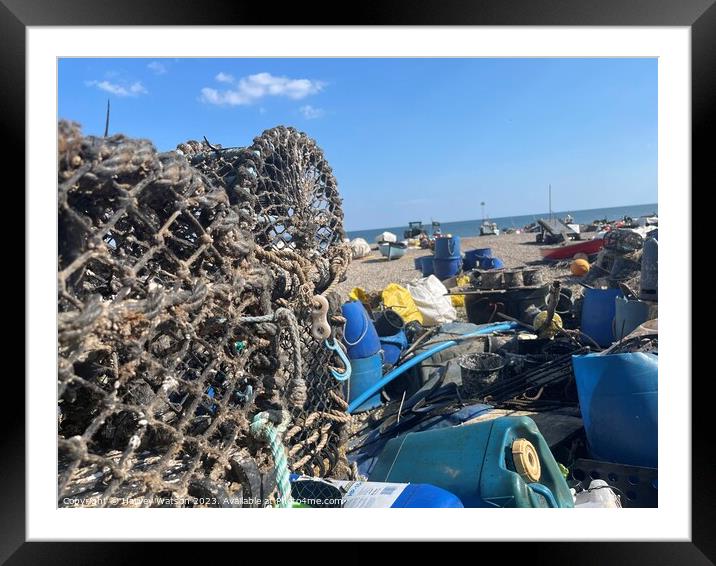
[
  {"left": 375, "top": 231, "right": 397, "bottom": 244},
  {"left": 381, "top": 283, "right": 424, "bottom": 325},
  {"left": 350, "top": 237, "right": 371, "bottom": 259},
  {"left": 407, "top": 275, "right": 457, "bottom": 326}
]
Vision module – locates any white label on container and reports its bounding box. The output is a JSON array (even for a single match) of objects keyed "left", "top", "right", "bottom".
[{"left": 329, "top": 480, "right": 408, "bottom": 508}]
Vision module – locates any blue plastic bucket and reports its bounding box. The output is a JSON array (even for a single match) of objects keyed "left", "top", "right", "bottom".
[
  {"left": 613, "top": 296, "right": 651, "bottom": 340},
  {"left": 380, "top": 329, "right": 408, "bottom": 366},
  {"left": 341, "top": 301, "right": 381, "bottom": 360},
  {"left": 573, "top": 352, "right": 657, "bottom": 467},
  {"left": 413, "top": 256, "right": 423, "bottom": 270},
  {"left": 479, "top": 257, "right": 504, "bottom": 270},
  {"left": 346, "top": 353, "right": 384, "bottom": 412},
  {"left": 434, "top": 236, "right": 461, "bottom": 259},
  {"left": 463, "top": 248, "right": 493, "bottom": 270},
  {"left": 419, "top": 255, "right": 435, "bottom": 276},
  {"left": 433, "top": 257, "right": 461, "bottom": 280},
  {"left": 581, "top": 288, "right": 623, "bottom": 347}
]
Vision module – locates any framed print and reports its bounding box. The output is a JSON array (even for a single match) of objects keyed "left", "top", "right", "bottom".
[{"left": 6, "top": 0, "right": 711, "bottom": 562}]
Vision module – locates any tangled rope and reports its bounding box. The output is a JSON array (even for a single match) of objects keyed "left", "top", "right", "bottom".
[
  {"left": 57, "top": 122, "right": 353, "bottom": 508},
  {"left": 250, "top": 410, "right": 292, "bottom": 508}
]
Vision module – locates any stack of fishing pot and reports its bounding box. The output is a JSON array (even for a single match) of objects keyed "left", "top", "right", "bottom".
[
  {"left": 433, "top": 235, "right": 462, "bottom": 280},
  {"left": 341, "top": 301, "right": 383, "bottom": 413}
]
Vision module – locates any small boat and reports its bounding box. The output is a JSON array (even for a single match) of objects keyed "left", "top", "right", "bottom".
[
  {"left": 540, "top": 238, "right": 604, "bottom": 260},
  {"left": 379, "top": 241, "right": 408, "bottom": 260},
  {"left": 479, "top": 221, "right": 499, "bottom": 236}
]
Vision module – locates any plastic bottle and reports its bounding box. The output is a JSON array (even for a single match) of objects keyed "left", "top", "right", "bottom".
[
  {"left": 573, "top": 479, "right": 622, "bottom": 508},
  {"left": 290, "top": 475, "right": 464, "bottom": 508}
]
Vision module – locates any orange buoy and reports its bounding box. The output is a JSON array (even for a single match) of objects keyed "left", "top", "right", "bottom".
[{"left": 571, "top": 258, "right": 590, "bottom": 277}]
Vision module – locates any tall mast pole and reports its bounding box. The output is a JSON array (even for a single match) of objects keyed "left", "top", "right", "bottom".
[{"left": 549, "top": 184, "right": 552, "bottom": 222}]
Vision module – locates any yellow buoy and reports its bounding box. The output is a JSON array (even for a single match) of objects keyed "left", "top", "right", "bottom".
[
  {"left": 570, "top": 258, "right": 590, "bottom": 277},
  {"left": 533, "top": 311, "right": 563, "bottom": 338}
]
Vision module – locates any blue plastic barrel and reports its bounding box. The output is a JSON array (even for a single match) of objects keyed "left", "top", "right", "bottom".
[
  {"left": 463, "top": 248, "right": 493, "bottom": 270},
  {"left": 341, "top": 301, "right": 381, "bottom": 360},
  {"left": 419, "top": 255, "right": 435, "bottom": 276},
  {"left": 413, "top": 256, "right": 423, "bottom": 270},
  {"left": 346, "top": 353, "right": 384, "bottom": 412},
  {"left": 434, "top": 236, "right": 461, "bottom": 259},
  {"left": 573, "top": 352, "right": 657, "bottom": 467},
  {"left": 380, "top": 329, "right": 408, "bottom": 366},
  {"left": 581, "top": 288, "right": 623, "bottom": 347},
  {"left": 613, "top": 296, "right": 651, "bottom": 340},
  {"left": 433, "top": 257, "right": 461, "bottom": 280},
  {"left": 479, "top": 257, "right": 504, "bottom": 270}
]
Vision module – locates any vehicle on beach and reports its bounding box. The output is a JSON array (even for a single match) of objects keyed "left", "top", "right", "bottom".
[{"left": 404, "top": 221, "right": 426, "bottom": 239}]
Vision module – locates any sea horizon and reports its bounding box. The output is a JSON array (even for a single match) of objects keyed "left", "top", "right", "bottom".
[{"left": 345, "top": 202, "right": 658, "bottom": 242}]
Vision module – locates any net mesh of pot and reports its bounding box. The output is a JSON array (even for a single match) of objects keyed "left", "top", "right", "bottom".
[{"left": 457, "top": 352, "right": 506, "bottom": 399}]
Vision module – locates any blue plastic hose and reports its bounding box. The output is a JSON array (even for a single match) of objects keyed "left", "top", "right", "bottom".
[{"left": 346, "top": 321, "right": 519, "bottom": 414}]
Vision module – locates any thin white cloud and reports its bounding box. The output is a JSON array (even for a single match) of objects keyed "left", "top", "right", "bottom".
[
  {"left": 215, "top": 72, "right": 234, "bottom": 83},
  {"left": 200, "top": 72, "right": 325, "bottom": 106},
  {"left": 85, "top": 79, "right": 148, "bottom": 97},
  {"left": 299, "top": 105, "right": 325, "bottom": 119},
  {"left": 147, "top": 61, "right": 168, "bottom": 75}
]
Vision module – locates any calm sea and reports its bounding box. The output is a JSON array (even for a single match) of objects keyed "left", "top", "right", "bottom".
[{"left": 345, "top": 203, "right": 658, "bottom": 242}]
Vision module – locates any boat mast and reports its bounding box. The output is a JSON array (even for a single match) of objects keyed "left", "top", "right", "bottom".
[
  {"left": 548, "top": 184, "right": 552, "bottom": 223},
  {"left": 481, "top": 201, "right": 486, "bottom": 223}
]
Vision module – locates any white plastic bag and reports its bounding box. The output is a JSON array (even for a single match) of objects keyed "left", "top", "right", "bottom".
[
  {"left": 407, "top": 275, "right": 457, "bottom": 326},
  {"left": 350, "top": 237, "right": 372, "bottom": 259}
]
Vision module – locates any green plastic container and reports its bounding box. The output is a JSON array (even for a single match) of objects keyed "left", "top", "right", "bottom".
[{"left": 368, "top": 416, "right": 574, "bottom": 508}]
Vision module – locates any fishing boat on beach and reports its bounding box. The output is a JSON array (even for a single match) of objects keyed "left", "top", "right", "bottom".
[
  {"left": 479, "top": 201, "right": 499, "bottom": 236},
  {"left": 540, "top": 237, "right": 604, "bottom": 260},
  {"left": 379, "top": 241, "right": 408, "bottom": 260}
]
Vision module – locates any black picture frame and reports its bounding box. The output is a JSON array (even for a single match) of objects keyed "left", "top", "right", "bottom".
[{"left": 6, "top": 0, "right": 709, "bottom": 562}]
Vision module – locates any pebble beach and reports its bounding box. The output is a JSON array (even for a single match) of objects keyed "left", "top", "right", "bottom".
[{"left": 335, "top": 232, "right": 582, "bottom": 300}]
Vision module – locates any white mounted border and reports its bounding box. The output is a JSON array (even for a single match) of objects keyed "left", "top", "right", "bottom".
[{"left": 27, "top": 26, "right": 689, "bottom": 541}]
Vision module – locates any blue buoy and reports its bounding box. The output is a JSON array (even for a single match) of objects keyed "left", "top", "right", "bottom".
[
  {"left": 573, "top": 352, "right": 657, "bottom": 467},
  {"left": 341, "top": 301, "right": 381, "bottom": 360}
]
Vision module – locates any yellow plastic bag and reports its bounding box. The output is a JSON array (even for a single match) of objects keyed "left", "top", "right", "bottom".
[
  {"left": 382, "top": 283, "right": 424, "bottom": 324},
  {"left": 450, "top": 275, "right": 471, "bottom": 307},
  {"left": 349, "top": 287, "right": 368, "bottom": 303}
]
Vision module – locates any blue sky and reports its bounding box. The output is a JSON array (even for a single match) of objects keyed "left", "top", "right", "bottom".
[{"left": 58, "top": 58, "right": 657, "bottom": 231}]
